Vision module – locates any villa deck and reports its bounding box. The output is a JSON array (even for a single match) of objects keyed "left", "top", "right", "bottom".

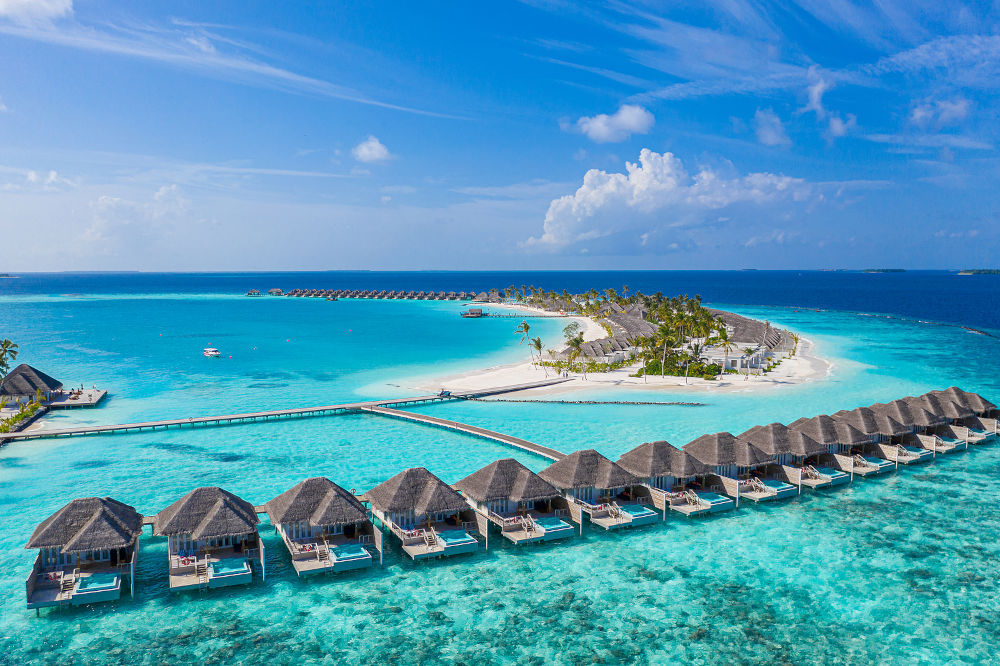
[
  {"left": 48, "top": 389, "right": 107, "bottom": 409},
  {"left": 27, "top": 563, "right": 130, "bottom": 609},
  {"left": 488, "top": 510, "right": 576, "bottom": 544},
  {"left": 284, "top": 535, "right": 374, "bottom": 576},
  {"left": 577, "top": 500, "right": 659, "bottom": 530},
  {"left": 168, "top": 548, "right": 256, "bottom": 591}
]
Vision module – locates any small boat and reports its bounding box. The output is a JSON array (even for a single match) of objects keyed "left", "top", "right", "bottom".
[{"left": 203, "top": 347, "right": 221, "bottom": 357}]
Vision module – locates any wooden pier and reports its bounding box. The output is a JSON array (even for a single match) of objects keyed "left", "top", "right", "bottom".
[
  {"left": 361, "top": 406, "right": 566, "bottom": 461},
  {"left": 0, "top": 379, "right": 570, "bottom": 444}
]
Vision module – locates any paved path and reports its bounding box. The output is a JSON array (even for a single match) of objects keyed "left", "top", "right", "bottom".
[
  {"left": 0, "top": 378, "right": 570, "bottom": 443},
  {"left": 362, "top": 406, "right": 565, "bottom": 461}
]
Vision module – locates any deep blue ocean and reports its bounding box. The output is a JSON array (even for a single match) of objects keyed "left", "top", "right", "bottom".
[{"left": 1, "top": 271, "right": 998, "bottom": 664}]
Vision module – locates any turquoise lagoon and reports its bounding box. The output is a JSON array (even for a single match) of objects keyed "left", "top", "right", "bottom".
[{"left": 1, "top": 291, "right": 999, "bottom": 663}]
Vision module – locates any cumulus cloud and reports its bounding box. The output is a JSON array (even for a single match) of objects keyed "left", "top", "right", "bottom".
[
  {"left": 910, "top": 98, "right": 970, "bottom": 128},
  {"left": 0, "top": 0, "right": 72, "bottom": 21},
  {"left": 526, "top": 149, "right": 812, "bottom": 251},
  {"left": 351, "top": 135, "right": 392, "bottom": 163},
  {"left": 801, "top": 69, "right": 831, "bottom": 119},
  {"left": 827, "top": 114, "right": 857, "bottom": 138},
  {"left": 84, "top": 184, "right": 189, "bottom": 247},
  {"left": 567, "top": 104, "right": 654, "bottom": 143},
  {"left": 753, "top": 108, "right": 791, "bottom": 146}
]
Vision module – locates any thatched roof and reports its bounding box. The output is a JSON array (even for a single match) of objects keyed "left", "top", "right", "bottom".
[
  {"left": 831, "top": 407, "right": 908, "bottom": 437},
  {"left": 682, "top": 432, "right": 773, "bottom": 468},
  {"left": 870, "top": 400, "right": 946, "bottom": 428},
  {"left": 26, "top": 497, "right": 142, "bottom": 554},
  {"left": 616, "top": 440, "right": 710, "bottom": 478},
  {"left": 737, "top": 423, "right": 825, "bottom": 457},
  {"left": 903, "top": 394, "right": 973, "bottom": 420},
  {"left": 454, "top": 458, "right": 561, "bottom": 504},
  {"left": 788, "top": 415, "right": 868, "bottom": 448},
  {"left": 0, "top": 363, "right": 62, "bottom": 396},
  {"left": 929, "top": 387, "right": 995, "bottom": 414},
  {"left": 364, "top": 467, "right": 468, "bottom": 515},
  {"left": 264, "top": 477, "right": 367, "bottom": 527},
  {"left": 153, "top": 487, "right": 259, "bottom": 539},
  {"left": 538, "top": 449, "right": 638, "bottom": 490}
]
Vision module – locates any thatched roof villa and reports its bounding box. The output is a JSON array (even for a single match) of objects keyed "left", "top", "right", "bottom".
[
  {"left": 455, "top": 458, "right": 577, "bottom": 545},
  {"left": 787, "top": 415, "right": 867, "bottom": 483},
  {"left": 265, "top": 477, "right": 380, "bottom": 574},
  {"left": 829, "top": 407, "right": 905, "bottom": 474},
  {"left": 25, "top": 497, "right": 142, "bottom": 610},
  {"left": 538, "top": 450, "right": 658, "bottom": 530},
  {"left": 736, "top": 423, "right": 830, "bottom": 493},
  {"left": 152, "top": 486, "right": 262, "bottom": 591},
  {"left": 616, "top": 441, "right": 733, "bottom": 516},
  {"left": 0, "top": 363, "right": 62, "bottom": 400},
  {"left": 364, "top": 467, "right": 481, "bottom": 560},
  {"left": 681, "top": 432, "right": 775, "bottom": 505}
]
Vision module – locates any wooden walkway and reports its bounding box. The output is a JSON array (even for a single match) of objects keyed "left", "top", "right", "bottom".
[
  {"left": 0, "top": 378, "right": 570, "bottom": 444},
  {"left": 362, "top": 406, "right": 566, "bottom": 461}
]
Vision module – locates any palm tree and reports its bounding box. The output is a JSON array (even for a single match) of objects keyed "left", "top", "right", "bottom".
[
  {"left": 742, "top": 347, "right": 757, "bottom": 381},
  {"left": 655, "top": 322, "right": 675, "bottom": 377},
  {"left": 530, "top": 337, "right": 546, "bottom": 376},
  {"left": 567, "top": 332, "right": 585, "bottom": 379},
  {"left": 685, "top": 343, "right": 705, "bottom": 384},
  {"left": 718, "top": 331, "right": 737, "bottom": 374},
  {"left": 516, "top": 320, "right": 531, "bottom": 345},
  {"left": 0, "top": 339, "right": 18, "bottom": 375}
]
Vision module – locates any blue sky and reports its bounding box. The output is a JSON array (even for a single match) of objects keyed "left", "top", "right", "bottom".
[{"left": 1, "top": 1, "right": 998, "bottom": 271}]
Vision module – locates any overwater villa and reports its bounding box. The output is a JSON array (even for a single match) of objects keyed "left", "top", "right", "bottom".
[
  {"left": 787, "top": 415, "right": 867, "bottom": 483},
  {"left": 868, "top": 400, "right": 943, "bottom": 462},
  {"left": 736, "top": 423, "right": 827, "bottom": 494},
  {"left": 538, "top": 449, "right": 659, "bottom": 529},
  {"left": 930, "top": 387, "right": 998, "bottom": 438},
  {"left": 264, "top": 477, "right": 380, "bottom": 576},
  {"left": 902, "top": 394, "right": 979, "bottom": 448},
  {"left": 830, "top": 407, "right": 906, "bottom": 475},
  {"left": 0, "top": 363, "right": 62, "bottom": 402},
  {"left": 615, "top": 440, "right": 734, "bottom": 516},
  {"left": 152, "top": 487, "right": 263, "bottom": 591},
  {"left": 681, "top": 432, "right": 776, "bottom": 504},
  {"left": 454, "top": 458, "right": 577, "bottom": 545},
  {"left": 364, "top": 467, "right": 481, "bottom": 560},
  {"left": 25, "top": 497, "right": 142, "bottom": 610}
]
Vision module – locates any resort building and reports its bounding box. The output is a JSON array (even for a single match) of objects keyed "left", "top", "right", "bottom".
[
  {"left": 736, "top": 424, "right": 826, "bottom": 494},
  {"left": 787, "top": 415, "right": 867, "bottom": 483},
  {"left": 868, "top": 400, "right": 943, "bottom": 462},
  {"left": 931, "top": 387, "right": 999, "bottom": 438},
  {"left": 25, "top": 497, "right": 142, "bottom": 610},
  {"left": 0, "top": 363, "right": 62, "bottom": 402},
  {"left": 615, "top": 441, "right": 734, "bottom": 516},
  {"left": 152, "top": 487, "right": 263, "bottom": 591},
  {"left": 681, "top": 432, "right": 775, "bottom": 504},
  {"left": 454, "top": 458, "right": 577, "bottom": 545},
  {"left": 364, "top": 467, "right": 481, "bottom": 560},
  {"left": 902, "top": 394, "right": 982, "bottom": 448},
  {"left": 702, "top": 309, "right": 794, "bottom": 372},
  {"left": 830, "top": 407, "right": 906, "bottom": 475},
  {"left": 538, "top": 449, "right": 659, "bottom": 529},
  {"left": 264, "top": 477, "right": 380, "bottom": 575}
]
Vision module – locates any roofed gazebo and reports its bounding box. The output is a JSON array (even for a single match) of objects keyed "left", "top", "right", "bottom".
[{"left": 0, "top": 363, "right": 62, "bottom": 400}]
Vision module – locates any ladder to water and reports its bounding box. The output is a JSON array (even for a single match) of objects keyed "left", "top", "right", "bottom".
[{"left": 196, "top": 562, "right": 208, "bottom": 585}]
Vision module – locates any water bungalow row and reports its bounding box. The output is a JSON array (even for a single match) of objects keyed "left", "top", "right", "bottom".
[
  {"left": 24, "top": 387, "right": 996, "bottom": 610},
  {"left": 277, "top": 289, "right": 481, "bottom": 300}
]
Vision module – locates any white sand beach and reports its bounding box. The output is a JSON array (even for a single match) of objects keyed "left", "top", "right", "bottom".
[{"left": 416, "top": 328, "right": 833, "bottom": 397}]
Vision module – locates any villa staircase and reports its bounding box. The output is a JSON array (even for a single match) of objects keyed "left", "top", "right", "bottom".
[
  {"left": 522, "top": 514, "right": 537, "bottom": 534},
  {"left": 681, "top": 490, "right": 704, "bottom": 506},
  {"left": 59, "top": 574, "right": 75, "bottom": 597},
  {"left": 317, "top": 545, "right": 330, "bottom": 564},
  {"left": 802, "top": 465, "right": 822, "bottom": 480},
  {"left": 196, "top": 562, "right": 208, "bottom": 585},
  {"left": 608, "top": 502, "right": 625, "bottom": 522},
  {"left": 853, "top": 454, "right": 873, "bottom": 469},
  {"left": 747, "top": 478, "right": 769, "bottom": 494},
  {"left": 423, "top": 529, "right": 438, "bottom": 549}
]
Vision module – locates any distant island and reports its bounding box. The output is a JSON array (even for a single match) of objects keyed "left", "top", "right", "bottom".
[
  {"left": 957, "top": 269, "right": 1000, "bottom": 275},
  {"left": 863, "top": 268, "right": 905, "bottom": 273}
]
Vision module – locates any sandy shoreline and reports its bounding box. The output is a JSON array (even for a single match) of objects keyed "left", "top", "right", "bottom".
[{"left": 415, "top": 331, "right": 833, "bottom": 397}]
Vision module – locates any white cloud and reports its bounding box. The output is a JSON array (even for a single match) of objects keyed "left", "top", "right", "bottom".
[
  {"left": 569, "top": 104, "right": 654, "bottom": 143},
  {"left": 526, "top": 148, "right": 812, "bottom": 250},
  {"left": 351, "top": 135, "right": 392, "bottom": 163},
  {"left": 910, "top": 98, "right": 970, "bottom": 128},
  {"left": 753, "top": 108, "right": 791, "bottom": 146},
  {"left": 827, "top": 114, "right": 857, "bottom": 138},
  {"left": 801, "top": 69, "right": 831, "bottom": 119},
  {"left": 0, "top": 96, "right": 7, "bottom": 112},
  {"left": 0, "top": 0, "right": 72, "bottom": 21}
]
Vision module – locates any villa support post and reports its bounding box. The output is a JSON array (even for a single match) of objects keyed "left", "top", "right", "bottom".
[
  {"left": 374, "top": 528, "right": 383, "bottom": 566},
  {"left": 259, "top": 537, "right": 266, "bottom": 583}
]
